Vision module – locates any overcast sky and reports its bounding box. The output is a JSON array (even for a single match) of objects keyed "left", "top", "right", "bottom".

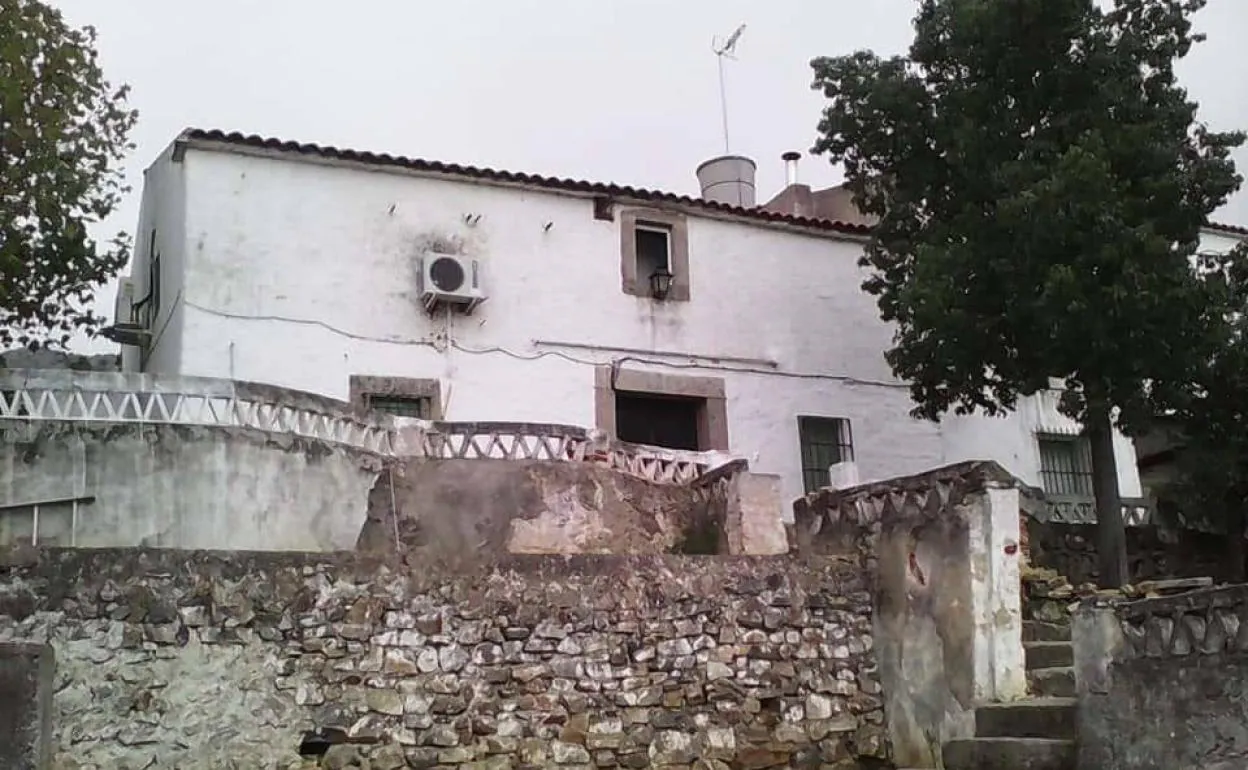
[{"left": 50, "top": 0, "right": 1248, "bottom": 352}]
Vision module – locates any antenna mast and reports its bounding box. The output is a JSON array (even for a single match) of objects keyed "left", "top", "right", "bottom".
[{"left": 712, "top": 23, "right": 746, "bottom": 154}]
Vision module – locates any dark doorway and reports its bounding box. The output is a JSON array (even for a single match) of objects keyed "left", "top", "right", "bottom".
[{"left": 614, "top": 391, "right": 702, "bottom": 450}]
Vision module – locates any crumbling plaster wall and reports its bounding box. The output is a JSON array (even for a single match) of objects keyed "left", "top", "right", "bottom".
[
  {"left": 0, "top": 421, "right": 379, "bottom": 551},
  {"left": 358, "top": 456, "right": 784, "bottom": 559},
  {"left": 357, "top": 458, "right": 724, "bottom": 558},
  {"left": 0, "top": 548, "right": 886, "bottom": 770}
]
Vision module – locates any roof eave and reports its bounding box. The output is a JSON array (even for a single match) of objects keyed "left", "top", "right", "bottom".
[{"left": 171, "top": 130, "right": 871, "bottom": 243}]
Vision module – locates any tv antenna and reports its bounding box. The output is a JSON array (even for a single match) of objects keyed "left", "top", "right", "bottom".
[{"left": 712, "top": 23, "right": 746, "bottom": 154}]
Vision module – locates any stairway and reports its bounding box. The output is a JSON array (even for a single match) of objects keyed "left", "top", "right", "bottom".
[{"left": 941, "top": 618, "right": 1077, "bottom": 770}]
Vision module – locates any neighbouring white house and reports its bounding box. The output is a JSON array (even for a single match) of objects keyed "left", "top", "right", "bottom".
[{"left": 104, "top": 128, "right": 1246, "bottom": 511}]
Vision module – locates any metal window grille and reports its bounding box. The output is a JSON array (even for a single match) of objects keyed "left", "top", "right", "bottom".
[
  {"left": 1037, "top": 435, "right": 1094, "bottom": 496},
  {"left": 798, "top": 416, "right": 854, "bottom": 493},
  {"left": 365, "top": 394, "right": 432, "bottom": 420}
]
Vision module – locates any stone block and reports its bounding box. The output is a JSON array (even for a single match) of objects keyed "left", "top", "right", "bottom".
[{"left": 0, "top": 642, "right": 54, "bottom": 770}]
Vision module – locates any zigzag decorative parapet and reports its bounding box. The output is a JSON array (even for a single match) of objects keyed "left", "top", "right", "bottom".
[
  {"left": 790, "top": 460, "right": 1026, "bottom": 550},
  {"left": 418, "top": 421, "right": 738, "bottom": 485},
  {"left": 0, "top": 370, "right": 744, "bottom": 486},
  {"left": 0, "top": 369, "right": 401, "bottom": 456},
  {"left": 1115, "top": 584, "right": 1248, "bottom": 659}
]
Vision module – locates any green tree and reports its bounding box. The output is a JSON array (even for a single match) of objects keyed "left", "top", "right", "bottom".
[
  {"left": 1161, "top": 241, "right": 1248, "bottom": 581},
  {"left": 0, "top": 0, "right": 137, "bottom": 348},
  {"left": 810, "top": 0, "right": 1243, "bottom": 587}
]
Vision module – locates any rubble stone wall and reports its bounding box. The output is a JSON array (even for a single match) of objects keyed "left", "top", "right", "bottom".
[
  {"left": 1025, "top": 519, "right": 1226, "bottom": 585},
  {"left": 0, "top": 548, "right": 885, "bottom": 770}
]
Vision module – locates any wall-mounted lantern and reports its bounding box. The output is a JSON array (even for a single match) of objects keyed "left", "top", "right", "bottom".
[{"left": 649, "top": 267, "right": 674, "bottom": 300}]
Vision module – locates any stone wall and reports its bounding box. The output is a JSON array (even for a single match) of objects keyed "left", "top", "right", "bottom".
[
  {"left": 1074, "top": 584, "right": 1248, "bottom": 770},
  {"left": 791, "top": 461, "right": 1025, "bottom": 769},
  {"left": 1025, "top": 519, "right": 1226, "bottom": 585},
  {"left": 0, "top": 548, "right": 886, "bottom": 769}
]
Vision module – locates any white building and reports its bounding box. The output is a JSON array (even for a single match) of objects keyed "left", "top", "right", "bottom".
[{"left": 110, "top": 128, "right": 1244, "bottom": 509}]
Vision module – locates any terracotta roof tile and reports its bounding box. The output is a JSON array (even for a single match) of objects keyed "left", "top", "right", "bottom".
[
  {"left": 178, "top": 128, "right": 871, "bottom": 236},
  {"left": 1206, "top": 220, "right": 1248, "bottom": 237},
  {"left": 176, "top": 129, "right": 1248, "bottom": 240}
]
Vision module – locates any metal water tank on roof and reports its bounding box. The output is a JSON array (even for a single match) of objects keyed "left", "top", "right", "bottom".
[{"left": 695, "top": 155, "right": 757, "bottom": 208}]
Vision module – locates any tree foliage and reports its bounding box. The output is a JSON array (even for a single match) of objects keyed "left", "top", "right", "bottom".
[
  {"left": 0, "top": 0, "right": 137, "bottom": 348},
  {"left": 1160, "top": 240, "right": 1248, "bottom": 580},
  {"left": 810, "top": 0, "right": 1243, "bottom": 586}
]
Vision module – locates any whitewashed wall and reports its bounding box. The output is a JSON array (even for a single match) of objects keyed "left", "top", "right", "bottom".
[
  {"left": 127, "top": 144, "right": 946, "bottom": 506},
  {"left": 122, "top": 143, "right": 187, "bottom": 374},
  {"left": 121, "top": 141, "right": 1245, "bottom": 507},
  {"left": 940, "top": 394, "right": 1143, "bottom": 497}
]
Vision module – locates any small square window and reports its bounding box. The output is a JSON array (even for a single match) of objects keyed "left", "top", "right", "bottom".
[
  {"left": 619, "top": 208, "right": 689, "bottom": 301},
  {"left": 634, "top": 224, "right": 671, "bottom": 284},
  {"left": 365, "top": 394, "right": 432, "bottom": 419}
]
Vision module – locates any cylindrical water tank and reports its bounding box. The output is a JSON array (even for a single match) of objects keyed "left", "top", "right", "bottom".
[{"left": 695, "top": 155, "right": 757, "bottom": 208}]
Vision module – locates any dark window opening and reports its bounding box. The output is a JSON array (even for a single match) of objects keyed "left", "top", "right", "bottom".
[
  {"left": 798, "top": 416, "right": 855, "bottom": 493},
  {"left": 634, "top": 224, "right": 672, "bottom": 288},
  {"left": 615, "top": 391, "right": 702, "bottom": 451},
  {"left": 1037, "top": 435, "right": 1094, "bottom": 496},
  {"left": 364, "top": 394, "right": 432, "bottom": 419}
]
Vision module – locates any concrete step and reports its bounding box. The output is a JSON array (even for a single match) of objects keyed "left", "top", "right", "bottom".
[
  {"left": 943, "top": 737, "right": 1074, "bottom": 770},
  {"left": 1027, "top": 667, "right": 1076, "bottom": 698},
  {"left": 1025, "top": 641, "right": 1073, "bottom": 670},
  {"left": 1023, "top": 620, "right": 1071, "bottom": 642},
  {"left": 975, "top": 697, "right": 1077, "bottom": 740}
]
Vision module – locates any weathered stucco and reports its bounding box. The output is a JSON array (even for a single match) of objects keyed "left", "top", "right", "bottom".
[
  {"left": 0, "top": 421, "right": 380, "bottom": 551},
  {"left": 1075, "top": 585, "right": 1248, "bottom": 770},
  {"left": 358, "top": 458, "right": 723, "bottom": 558},
  {"left": 0, "top": 642, "right": 53, "bottom": 770},
  {"left": 791, "top": 460, "right": 1026, "bottom": 769},
  {"left": 0, "top": 548, "right": 885, "bottom": 769},
  {"left": 357, "top": 456, "right": 786, "bottom": 560}
]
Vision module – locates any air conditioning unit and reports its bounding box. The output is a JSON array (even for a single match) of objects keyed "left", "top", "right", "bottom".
[
  {"left": 102, "top": 277, "right": 151, "bottom": 347},
  {"left": 420, "top": 252, "right": 485, "bottom": 313}
]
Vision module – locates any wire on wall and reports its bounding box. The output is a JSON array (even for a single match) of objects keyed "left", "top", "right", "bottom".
[{"left": 182, "top": 299, "right": 909, "bottom": 390}]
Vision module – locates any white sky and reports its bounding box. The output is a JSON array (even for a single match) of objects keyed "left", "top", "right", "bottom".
[{"left": 49, "top": 0, "right": 1248, "bottom": 353}]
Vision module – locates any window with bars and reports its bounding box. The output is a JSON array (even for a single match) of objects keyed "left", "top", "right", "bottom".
[
  {"left": 364, "top": 394, "right": 433, "bottom": 420},
  {"left": 1037, "top": 435, "right": 1094, "bottom": 496},
  {"left": 798, "top": 416, "right": 855, "bottom": 494}
]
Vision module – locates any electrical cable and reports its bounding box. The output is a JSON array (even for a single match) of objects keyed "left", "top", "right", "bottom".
[{"left": 182, "top": 299, "right": 909, "bottom": 389}]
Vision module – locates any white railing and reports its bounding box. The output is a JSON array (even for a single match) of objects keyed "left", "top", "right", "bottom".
[
  {"left": 0, "top": 369, "right": 400, "bottom": 455},
  {"left": 1037, "top": 493, "right": 1155, "bottom": 527}
]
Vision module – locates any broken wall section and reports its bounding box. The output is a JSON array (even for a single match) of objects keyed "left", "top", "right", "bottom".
[{"left": 359, "top": 456, "right": 787, "bottom": 559}]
